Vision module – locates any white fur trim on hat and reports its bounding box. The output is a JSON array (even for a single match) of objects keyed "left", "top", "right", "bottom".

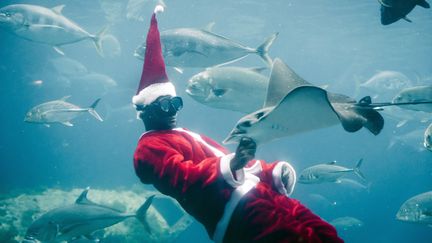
[
  {"left": 132, "top": 82, "right": 176, "bottom": 106},
  {"left": 154, "top": 5, "right": 164, "bottom": 13}
]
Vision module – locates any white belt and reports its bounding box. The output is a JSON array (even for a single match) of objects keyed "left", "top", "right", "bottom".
[{"left": 213, "top": 174, "right": 260, "bottom": 243}]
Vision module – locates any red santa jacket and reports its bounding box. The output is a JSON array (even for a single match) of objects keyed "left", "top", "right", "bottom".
[{"left": 134, "top": 128, "right": 343, "bottom": 243}]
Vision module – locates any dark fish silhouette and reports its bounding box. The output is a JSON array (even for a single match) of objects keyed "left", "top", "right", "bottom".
[{"left": 379, "top": 0, "right": 430, "bottom": 25}]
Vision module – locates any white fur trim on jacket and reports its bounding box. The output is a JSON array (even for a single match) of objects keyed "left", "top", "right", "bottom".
[
  {"left": 132, "top": 82, "right": 176, "bottom": 106},
  {"left": 244, "top": 160, "right": 263, "bottom": 175},
  {"left": 220, "top": 153, "right": 245, "bottom": 187},
  {"left": 213, "top": 172, "right": 259, "bottom": 243},
  {"left": 272, "top": 162, "right": 296, "bottom": 197}
]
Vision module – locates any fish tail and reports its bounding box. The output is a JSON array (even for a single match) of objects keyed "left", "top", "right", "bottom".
[
  {"left": 92, "top": 26, "right": 109, "bottom": 57},
  {"left": 353, "top": 158, "right": 366, "bottom": 181},
  {"left": 136, "top": 195, "right": 156, "bottom": 234},
  {"left": 88, "top": 98, "right": 103, "bottom": 122},
  {"left": 255, "top": 32, "right": 278, "bottom": 67},
  {"left": 417, "top": 0, "right": 430, "bottom": 8}
]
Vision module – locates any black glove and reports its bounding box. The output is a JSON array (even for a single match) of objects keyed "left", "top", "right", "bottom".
[{"left": 230, "top": 137, "right": 257, "bottom": 171}]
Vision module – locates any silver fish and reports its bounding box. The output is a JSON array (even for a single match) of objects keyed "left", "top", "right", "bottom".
[
  {"left": 424, "top": 123, "right": 432, "bottom": 151},
  {"left": 186, "top": 66, "right": 268, "bottom": 113},
  {"left": 337, "top": 178, "right": 370, "bottom": 192},
  {"left": 392, "top": 85, "right": 432, "bottom": 113},
  {"left": 330, "top": 217, "right": 363, "bottom": 231},
  {"left": 223, "top": 58, "right": 384, "bottom": 145},
  {"left": 0, "top": 4, "right": 107, "bottom": 56},
  {"left": 358, "top": 70, "right": 412, "bottom": 101},
  {"left": 396, "top": 191, "right": 432, "bottom": 226},
  {"left": 24, "top": 96, "right": 103, "bottom": 127},
  {"left": 72, "top": 72, "right": 118, "bottom": 89},
  {"left": 134, "top": 25, "right": 278, "bottom": 67},
  {"left": 297, "top": 159, "right": 365, "bottom": 184},
  {"left": 388, "top": 128, "right": 426, "bottom": 152},
  {"left": 23, "top": 188, "right": 155, "bottom": 242},
  {"left": 50, "top": 57, "right": 88, "bottom": 77}
]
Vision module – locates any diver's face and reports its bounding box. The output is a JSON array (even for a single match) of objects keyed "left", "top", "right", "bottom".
[{"left": 140, "top": 95, "right": 183, "bottom": 130}]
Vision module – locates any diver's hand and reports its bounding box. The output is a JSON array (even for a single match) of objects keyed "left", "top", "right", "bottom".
[{"left": 230, "top": 137, "right": 257, "bottom": 171}]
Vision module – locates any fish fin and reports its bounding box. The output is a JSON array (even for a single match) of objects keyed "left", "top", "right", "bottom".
[
  {"left": 378, "top": 0, "right": 392, "bottom": 7},
  {"left": 203, "top": 21, "right": 216, "bottom": 32},
  {"left": 327, "top": 161, "right": 337, "bottom": 165},
  {"left": 173, "top": 67, "right": 184, "bottom": 74},
  {"left": 136, "top": 195, "right": 156, "bottom": 234},
  {"left": 53, "top": 46, "right": 65, "bottom": 55},
  {"left": 61, "top": 95, "right": 72, "bottom": 101},
  {"left": 403, "top": 16, "right": 412, "bottom": 23},
  {"left": 421, "top": 118, "right": 429, "bottom": 123},
  {"left": 92, "top": 26, "right": 109, "bottom": 57},
  {"left": 353, "top": 159, "right": 366, "bottom": 181},
  {"left": 396, "top": 120, "right": 408, "bottom": 128},
  {"left": 319, "top": 84, "right": 329, "bottom": 90},
  {"left": 88, "top": 98, "right": 103, "bottom": 122},
  {"left": 61, "top": 121, "right": 74, "bottom": 127},
  {"left": 212, "top": 55, "right": 248, "bottom": 68},
  {"left": 417, "top": 0, "right": 430, "bottom": 8},
  {"left": 29, "top": 24, "right": 66, "bottom": 31},
  {"left": 84, "top": 234, "right": 100, "bottom": 242},
  {"left": 51, "top": 4, "right": 66, "bottom": 15},
  {"left": 249, "top": 67, "right": 267, "bottom": 73},
  {"left": 255, "top": 33, "right": 278, "bottom": 67},
  {"left": 75, "top": 187, "right": 99, "bottom": 205}
]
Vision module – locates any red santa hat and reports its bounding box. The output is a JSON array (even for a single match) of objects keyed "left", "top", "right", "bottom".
[{"left": 132, "top": 5, "right": 176, "bottom": 107}]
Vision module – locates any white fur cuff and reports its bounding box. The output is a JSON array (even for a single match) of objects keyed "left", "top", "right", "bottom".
[
  {"left": 132, "top": 82, "right": 176, "bottom": 106},
  {"left": 272, "top": 162, "right": 296, "bottom": 197},
  {"left": 220, "top": 153, "right": 245, "bottom": 188}
]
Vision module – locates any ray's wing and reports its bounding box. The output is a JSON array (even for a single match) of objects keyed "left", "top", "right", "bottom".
[
  {"left": 264, "top": 58, "right": 312, "bottom": 108},
  {"left": 258, "top": 86, "right": 340, "bottom": 141}
]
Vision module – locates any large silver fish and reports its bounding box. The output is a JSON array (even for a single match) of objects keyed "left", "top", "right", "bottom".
[
  {"left": 396, "top": 191, "right": 432, "bottom": 226},
  {"left": 24, "top": 96, "right": 103, "bottom": 127},
  {"left": 297, "top": 159, "right": 365, "bottom": 184},
  {"left": 392, "top": 85, "right": 432, "bottom": 113},
  {"left": 134, "top": 25, "right": 278, "bottom": 67},
  {"left": 223, "top": 58, "right": 384, "bottom": 145},
  {"left": 186, "top": 66, "right": 268, "bottom": 113},
  {"left": 0, "top": 4, "right": 107, "bottom": 56},
  {"left": 23, "top": 188, "right": 155, "bottom": 242}
]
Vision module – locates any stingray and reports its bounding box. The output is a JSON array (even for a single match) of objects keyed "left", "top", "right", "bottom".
[
  {"left": 223, "top": 59, "right": 432, "bottom": 145},
  {"left": 223, "top": 58, "right": 386, "bottom": 145}
]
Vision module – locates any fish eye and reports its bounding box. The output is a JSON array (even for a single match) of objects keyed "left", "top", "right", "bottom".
[
  {"left": 255, "top": 111, "right": 265, "bottom": 119},
  {"left": 212, "top": 88, "right": 226, "bottom": 97},
  {"left": 239, "top": 121, "right": 252, "bottom": 128}
]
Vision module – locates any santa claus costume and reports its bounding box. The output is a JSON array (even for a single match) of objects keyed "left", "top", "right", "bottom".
[{"left": 132, "top": 6, "right": 343, "bottom": 243}]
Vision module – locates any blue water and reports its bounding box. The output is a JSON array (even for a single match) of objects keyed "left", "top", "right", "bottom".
[{"left": 0, "top": 0, "right": 431, "bottom": 242}]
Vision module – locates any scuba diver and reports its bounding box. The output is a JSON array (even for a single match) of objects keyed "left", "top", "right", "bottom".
[{"left": 132, "top": 6, "right": 344, "bottom": 243}]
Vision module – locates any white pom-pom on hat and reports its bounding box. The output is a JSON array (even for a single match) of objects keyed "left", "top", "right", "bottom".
[{"left": 154, "top": 5, "right": 164, "bottom": 13}]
